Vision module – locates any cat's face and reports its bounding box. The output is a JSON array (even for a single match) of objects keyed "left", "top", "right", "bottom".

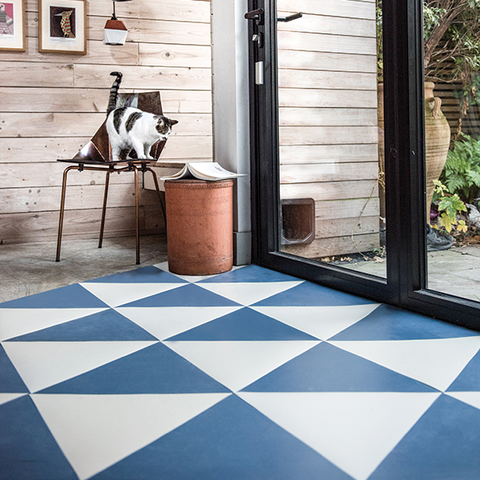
[{"left": 155, "top": 116, "right": 178, "bottom": 136}]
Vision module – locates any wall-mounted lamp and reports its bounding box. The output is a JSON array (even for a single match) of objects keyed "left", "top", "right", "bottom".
[{"left": 104, "top": 0, "right": 132, "bottom": 45}]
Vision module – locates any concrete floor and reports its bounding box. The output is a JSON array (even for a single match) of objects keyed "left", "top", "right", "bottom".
[
  {"left": 1, "top": 235, "right": 479, "bottom": 304},
  {"left": 0, "top": 235, "right": 168, "bottom": 303}
]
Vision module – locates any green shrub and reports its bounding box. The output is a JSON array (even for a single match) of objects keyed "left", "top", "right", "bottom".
[
  {"left": 440, "top": 134, "right": 480, "bottom": 203},
  {"left": 432, "top": 180, "right": 467, "bottom": 233}
]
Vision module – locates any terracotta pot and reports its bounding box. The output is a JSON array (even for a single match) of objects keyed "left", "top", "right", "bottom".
[
  {"left": 165, "top": 179, "right": 233, "bottom": 275},
  {"left": 377, "top": 82, "right": 451, "bottom": 223}
]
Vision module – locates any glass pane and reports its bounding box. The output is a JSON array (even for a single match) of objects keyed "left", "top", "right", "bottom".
[
  {"left": 277, "top": 0, "right": 386, "bottom": 278},
  {"left": 424, "top": 1, "right": 480, "bottom": 302}
]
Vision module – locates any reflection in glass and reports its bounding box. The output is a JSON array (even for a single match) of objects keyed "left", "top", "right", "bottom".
[
  {"left": 424, "top": 0, "right": 480, "bottom": 301},
  {"left": 277, "top": 0, "right": 386, "bottom": 278}
]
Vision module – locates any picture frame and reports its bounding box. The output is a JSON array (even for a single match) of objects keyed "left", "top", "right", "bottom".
[
  {"left": 0, "top": 0, "right": 26, "bottom": 51},
  {"left": 38, "top": 0, "right": 86, "bottom": 54}
]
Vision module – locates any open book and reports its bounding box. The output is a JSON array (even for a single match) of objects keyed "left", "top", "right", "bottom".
[{"left": 160, "top": 162, "right": 245, "bottom": 181}]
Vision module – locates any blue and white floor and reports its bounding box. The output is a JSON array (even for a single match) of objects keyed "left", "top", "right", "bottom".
[{"left": 2, "top": 262, "right": 480, "bottom": 479}]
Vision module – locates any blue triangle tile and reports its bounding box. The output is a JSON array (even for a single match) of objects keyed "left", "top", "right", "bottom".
[
  {"left": 252, "top": 281, "right": 374, "bottom": 307},
  {"left": 0, "top": 345, "right": 29, "bottom": 393},
  {"left": 447, "top": 350, "right": 480, "bottom": 392},
  {"left": 118, "top": 283, "right": 241, "bottom": 308},
  {"left": 39, "top": 342, "right": 230, "bottom": 394},
  {"left": 90, "top": 395, "right": 353, "bottom": 480},
  {"left": 369, "top": 394, "right": 480, "bottom": 480},
  {"left": 6, "top": 309, "right": 157, "bottom": 342},
  {"left": 199, "top": 264, "right": 302, "bottom": 283},
  {"left": 86, "top": 265, "right": 186, "bottom": 284},
  {"left": 0, "top": 395, "right": 77, "bottom": 479},
  {"left": 165, "top": 307, "right": 317, "bottom": 341},
  {"left": 242, "top": 342, "right": 437, "bottom": 393},
  {"left": 0, "top": 283, "right": 109, "bottom": 309},
  {"left": 330, "top": 304, "right": 479, "bottom": 341}
]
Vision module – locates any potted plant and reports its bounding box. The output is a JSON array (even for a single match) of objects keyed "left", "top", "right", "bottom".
[{"left": 377, "top": 0, "right": 480, "bottom": 246}]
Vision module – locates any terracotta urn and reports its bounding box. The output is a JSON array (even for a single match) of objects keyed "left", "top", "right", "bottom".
[
  {"left": 377, "top": 82, "right": 451, "bottom": 223},
  {"left": 424, "top": 81, "right": 451, "bottom": 222}
]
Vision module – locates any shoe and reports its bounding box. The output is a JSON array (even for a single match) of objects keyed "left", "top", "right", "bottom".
[{"left": 426, "top": 225, "right": 454, "bottom": 251}]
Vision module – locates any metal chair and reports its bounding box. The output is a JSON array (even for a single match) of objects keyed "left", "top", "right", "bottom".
[{"left": 56, "top": 91, "right": 167, "bottom": 265}]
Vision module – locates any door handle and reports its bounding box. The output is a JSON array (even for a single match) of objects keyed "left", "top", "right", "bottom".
[
  {"left": 245, "top": 8, "right": 264, "bottom": 25},
  {"left": 278, "top": 12, "right": 303, "bottom": 22}
]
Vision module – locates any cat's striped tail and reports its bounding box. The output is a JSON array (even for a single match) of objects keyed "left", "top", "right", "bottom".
[{"left": 107, "top": 71, "right": 123, "bottom": 115}]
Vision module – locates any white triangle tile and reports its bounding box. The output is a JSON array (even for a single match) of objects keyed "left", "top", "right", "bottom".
[
  {"left": 239, "top": 391, "right": 440, "bottom": 480},
  {"left": 79, "top": 283, "right": 185, "bottom": 307},
  {"left": 116, "top": 306, "right": 243, "bottom": 340},
  {"left": 0, "top": 308, "right": 108, "bottom": 341},
  {"left": 196, "top": 282, "right": 303, "bottom": 306},
  {"left": 447, "top": 391, "right": 480, "bottom": 411},
  {"left": 151, "top": 262, "right": 169, "bottom": 272},
  {"left": 3, "top": 341, "right": 156, "bottom": 393},
  {"left": 251, "top": 304, "right": 380, "bottom": 340},
  {"left": 32, "top": 393, "right": 230, "bottom": 480},
  {"left": 0, "top": 393, "right": 26, "bottom": 406},
  {"left": 164, "top": 340, "right": 319, "bottom": 392},
  {"left": 153, "top": 261, "right": 208, "bottom": 283},
  {"left": 331, "top": 336, "right": 480, "bottom": 392}
]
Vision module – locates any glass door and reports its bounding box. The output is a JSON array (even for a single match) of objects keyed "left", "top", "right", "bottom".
[
  {"left": 275, "top": 1, "right": 386, "bottom": 279},
  {"left": 246, "top": 0, "right": 396, "bottom": 305},
  {"left": 247, "top": 0, "right": 480, "bottom": 329}
]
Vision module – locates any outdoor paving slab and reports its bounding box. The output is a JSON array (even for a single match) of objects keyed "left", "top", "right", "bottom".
[
  {"left": 345, "top": 249, "right": 480, "bottom": 302},
  {"left": 427, "top": 272, "right": 480, "bottom": 302},
  {"left": 427, "top": 250, "right": 480, "bottom": 274},
  {"left": 343, "top": 261, "right": 387, "bottom": 278},
  {"left": 452, "top": 267, "right": 480, "bottom": 283},
  {"left": 453, "top": 245, "right": 480, "bottom": 258}
]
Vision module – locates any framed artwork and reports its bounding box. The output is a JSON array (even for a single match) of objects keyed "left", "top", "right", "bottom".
[
  {"left": 0, "top": 0, "right": 26, "bottom": 51},
  {"left": 38, "top": 0, "right": 86, "bottom": 54}
]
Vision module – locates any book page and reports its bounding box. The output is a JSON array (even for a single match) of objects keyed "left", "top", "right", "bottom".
[
  {"left": 160, "top": 162, "right": 244, "bottom": 181},
  {"left": 188, "top": 162, "right": 244, "bottom": 180}
]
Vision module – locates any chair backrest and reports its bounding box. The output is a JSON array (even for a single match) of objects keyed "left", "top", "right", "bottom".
[{"left": 72, "top": 91, "right": 167, "bottom": 163}]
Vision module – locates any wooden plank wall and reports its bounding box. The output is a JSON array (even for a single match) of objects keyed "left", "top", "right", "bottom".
[
  {"left": 277, "top": 0, "right": 380, "bottom": 259},
  {"left": 435, "top": 81, "right": 480, "bottom": 141},
  {"left": 0, "top": 0, "right": 213, "bottom": 244}
]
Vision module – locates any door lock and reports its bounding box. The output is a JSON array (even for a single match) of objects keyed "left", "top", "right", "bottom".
[{"left": 252, "top": 33, "right": 263, "bottom": 48}]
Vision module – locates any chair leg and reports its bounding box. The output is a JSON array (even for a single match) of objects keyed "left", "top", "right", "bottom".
[
  {"left": 55, "top": 166, "right": 77, "bottom": 262},
  {"left": 145, "top": 167, "right": 166, "bottom": 228},
  {"left": 99, "top": 168, "right": 111, "bottom": 248},
  {"left": 134, "top": 165, "right": 140, "bottom": 265}
]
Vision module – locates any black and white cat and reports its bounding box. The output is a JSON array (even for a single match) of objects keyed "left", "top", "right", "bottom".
[{"left": 106, "top": 71, "right": 178, "bottom": 162}]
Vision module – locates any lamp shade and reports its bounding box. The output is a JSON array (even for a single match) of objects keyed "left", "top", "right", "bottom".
[{"left": 104, "top": 18, "right": 128, "bottom": 45}]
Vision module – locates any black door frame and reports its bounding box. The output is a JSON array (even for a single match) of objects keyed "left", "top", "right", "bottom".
[{"left": 247, "top": 0, "right": 480, "bottom": 330}]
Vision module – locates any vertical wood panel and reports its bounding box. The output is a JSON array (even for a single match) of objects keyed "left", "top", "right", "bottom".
[{"left": 278, "top": 0, "right": 380, "bottom": 259}]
